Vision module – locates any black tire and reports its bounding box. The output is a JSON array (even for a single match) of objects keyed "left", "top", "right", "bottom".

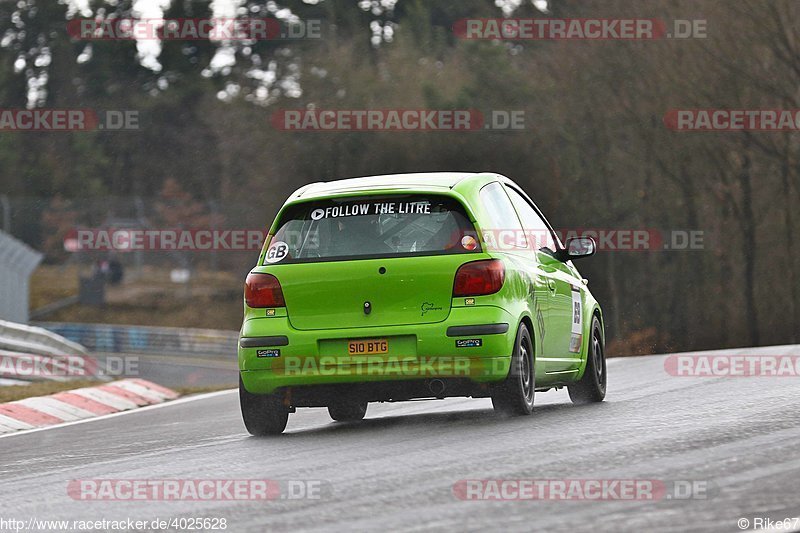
[
  {"left": 328, "top": 401, "right": 368, "bottom": 422},
  {"left": 239, "top": 375, "right": 289, "bottom": 436},
  {"left": 568, "top": 316, "right": 607, "bottom": 404},
  {"left": 491, "top": 323, "right": 535, "bottom": 416}
]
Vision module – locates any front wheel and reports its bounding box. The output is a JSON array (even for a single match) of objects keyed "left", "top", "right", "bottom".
[
  {"left": 491, "top": 323, "right": 535, "bottom": 416},
  {"left": 239, "top": 375, "right": 289, "bottom": 436},
  {"left": 568, "top": 316, "right": 607, "bottom": 404}
]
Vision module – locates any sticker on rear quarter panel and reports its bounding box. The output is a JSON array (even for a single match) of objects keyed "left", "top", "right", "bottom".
[
  {"left": 257, "top": 349, "right": 281, "bottom": 358},
  {"left": 265, "top": 241, "right": 289, "bottom": 263},
  {"left": 570, "top": 285, "right": 583, "bottom": 353}
]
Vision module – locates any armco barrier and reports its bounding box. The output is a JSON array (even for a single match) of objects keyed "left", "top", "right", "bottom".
[
  {"left": 34, "top": 322, "right": 238, "bottom": 357},
  {"left": 0, "top": 319, "right": 88, "bottom": 357},
  {"left": 0, "top": 319, "right": 96, "bottom": 383}
]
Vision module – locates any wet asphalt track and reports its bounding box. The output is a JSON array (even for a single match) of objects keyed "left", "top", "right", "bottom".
[{"left": 1, "top": 346, "right": 800, "bottom": 533}]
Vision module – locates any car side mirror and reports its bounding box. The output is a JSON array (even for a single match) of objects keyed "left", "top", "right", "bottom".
[{"left": 556, "top": 237, "right": 596, "bottom": 262}]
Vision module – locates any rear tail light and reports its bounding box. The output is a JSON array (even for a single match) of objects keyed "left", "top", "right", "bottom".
[
  {"left": 453, "top": 259, "right": 505, "bottom": 297},
  {"left": 245, "top": 272, "right": 285, "bottom": 308}
]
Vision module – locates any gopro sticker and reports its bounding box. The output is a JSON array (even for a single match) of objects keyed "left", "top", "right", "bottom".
[{"left": 456, "top": 339, "right": 482, "bottom": 348}]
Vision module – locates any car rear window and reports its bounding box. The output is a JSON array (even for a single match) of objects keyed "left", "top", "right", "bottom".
[{"left": 264, "top": 195, "right": 481, "bottom": 264}]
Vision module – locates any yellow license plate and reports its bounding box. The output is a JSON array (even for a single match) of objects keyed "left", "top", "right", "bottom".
[{"left": 347, "top": 339, "right": 389, "bottom": 355}]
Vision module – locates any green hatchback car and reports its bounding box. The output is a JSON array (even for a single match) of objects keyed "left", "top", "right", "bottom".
[{"left": 239, "top": 172, "right": 606, "bottom": 435}]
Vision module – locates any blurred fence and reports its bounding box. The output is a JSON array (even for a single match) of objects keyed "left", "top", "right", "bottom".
[
  {"left": 35, "top": 322, "right": 238, "bottom": 358},
  {"left": 0, "top": 229, "right": 43, "bottom": 322}
]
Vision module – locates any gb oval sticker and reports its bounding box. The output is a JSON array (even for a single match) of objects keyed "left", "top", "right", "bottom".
[{"left": 265, "top": 241, "right": 289, "bottom": 263}]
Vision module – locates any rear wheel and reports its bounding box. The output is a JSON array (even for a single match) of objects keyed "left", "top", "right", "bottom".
[
  {"left": 568, "top": 316, "right": 606, "bottom": 404},
  {"left": 328, "top": 401, "right": 368, "bottom": 422},
  {"left": 239, "top": 375, "right": 289, "bottom": 436},
  {"left": 491, "top": 323, "right": 534, "bottom": 416}
]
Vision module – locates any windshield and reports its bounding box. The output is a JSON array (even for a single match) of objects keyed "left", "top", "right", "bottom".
[{"left": 264, "top": 195, "right": 480, "bottom": 264}]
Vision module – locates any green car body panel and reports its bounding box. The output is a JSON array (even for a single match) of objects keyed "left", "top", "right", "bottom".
[{"left": 239, "top": 172, "right": 603, "bottom": 398}]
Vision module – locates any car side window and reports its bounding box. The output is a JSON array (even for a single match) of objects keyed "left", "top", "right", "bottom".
[
  {"left": 478, "top": 182, "right": 527, "bottom": 249},
  {"left": 506, "top": 187, "right": 558, "bottom": 252}
]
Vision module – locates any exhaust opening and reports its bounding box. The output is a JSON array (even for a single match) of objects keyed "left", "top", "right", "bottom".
[{"left": 428, "top": 379, "right": 446, "bottom": 398}]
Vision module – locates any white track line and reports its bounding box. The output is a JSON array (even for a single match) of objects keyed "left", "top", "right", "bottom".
[{"left": 0, "top": 389, "right": 237, "bottom": 440}]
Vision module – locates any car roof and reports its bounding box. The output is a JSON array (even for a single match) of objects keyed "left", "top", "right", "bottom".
[{"left": 292, "top": 172, "right": 498, "bottom": 199}]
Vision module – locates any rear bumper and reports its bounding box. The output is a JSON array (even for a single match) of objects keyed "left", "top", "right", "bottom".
[{"left": 239, "top": 306, "right": 515, "bottom": 394}]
